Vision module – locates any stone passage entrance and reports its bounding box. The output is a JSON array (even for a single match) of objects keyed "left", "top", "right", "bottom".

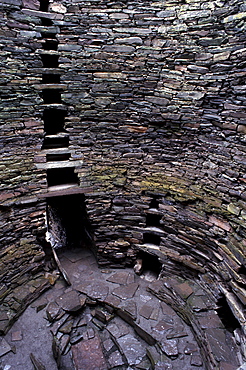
[{"left": 46, "top": 194, "right": 93, "bottom": 251}]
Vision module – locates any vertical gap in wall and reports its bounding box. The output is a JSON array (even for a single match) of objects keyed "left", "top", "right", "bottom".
[
  {"left": 39, "top": 0, "right": 49, "bottom": 12},
  {"left": 38, "top": 0, "right": 77, "bottom": 187},
  {"left": 216, "top": 295, "right": 240, "bottom": 333},
  {"left": 43, "top": 108, "right": 66, "bottom": 134}
]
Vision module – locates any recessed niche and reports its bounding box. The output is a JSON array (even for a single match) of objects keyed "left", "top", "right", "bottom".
[
  {"left": 238, "top": 265, "right": 246, "bottom": 278},
  {"left": 41, "top": 18, "right": 52, "bottom": 27},
  {"left": 42, "top": 136, "right": 69, "bottom": 149},
  {"left": 43, "top": 39, "right": 58, "bottom": 51},
  {"left": 41, "top": 54, "right": 59, "bottom": 68},
  {"left": 43, "top": 108, "right": 66, "bottom": 134},
  {"left": 46, "top": 153, "right": 71, "bottom": 162},
  {"left": 39, "top": 0, "right": 49, "bottom": 11},
  {"left": 136, "top": 250, "right": 162, "bottom": 277},
  {"left": 143, "top": 233, "right": 161, "bottom": 245},
  {"left": 149, "top": 197, "right": 159, "bottom": 209},
  {"left": 216, "top": 296, "right": 240, "bottom": 333},
  {"left": 42, "top": 89, "right": 61, "bottom": 104},
  {"left": 47, "top": 167, "right": 78, "bottom": 187},
  {"left": 146, "top": 213, "right": 162, "bottom": 227},
  {"left": 42, "top": 74, "right": 60, "bottom": 84}
]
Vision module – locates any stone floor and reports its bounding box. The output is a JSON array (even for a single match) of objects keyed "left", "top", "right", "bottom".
[{"left": 0, "top": 248, "right": 241, "bottom": 370}]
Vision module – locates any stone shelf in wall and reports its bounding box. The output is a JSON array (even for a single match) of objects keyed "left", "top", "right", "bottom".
[
  {"left": 38, "top": 185, "right": 93, "bottom": 198},
  {"left": 145, "top": 208, "right": 163, "bottom": 215},
  {"left": 22, "top": 8, "right": 63, "bottom": 20},
  {"left": 35, "top": 26, "right": 60, "bottom": 35},
  {"left": 34, "top": 84, "right": 67, "bottom": 90},
  {"left": 138, "top": 226, "right": 166, "bottom": 235},
  {"left": 36, "top": 159, "right": 83, "bottom": 170},
  {"left": 37, "top": 50, "right": 60, "bottom": 56},
  {"left": 135, "top": 243, "right": 160, "bottom": 252},
  {"left": 43, "top": 133, "right": 69, "bottom": 139},
  {"left": 33, "top": 68, "right": 62, "bottom": 74},
  {"left": 40, "top": 103, "right": 67, "bottom": 110},
  {"left": 42, "top": 148, "right": 71, "bottom": 154}
]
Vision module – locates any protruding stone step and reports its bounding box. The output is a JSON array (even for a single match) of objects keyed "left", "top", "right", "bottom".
[
  {"left": 42, "top": 134, "right": 69, "bottom": 149},
  {"left": 36, "top": 159, "right": 82, "bottom": 170},
  {"left": 34, "top": 84, "right": 67, "bottom": 90},
  {"left": 23, "top": 9, "right": 63, "bottom": 20}
]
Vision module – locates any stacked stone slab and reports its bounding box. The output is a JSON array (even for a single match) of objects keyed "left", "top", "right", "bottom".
[{"left": 0, "top": 0, "right": 246, "bottom": 366}]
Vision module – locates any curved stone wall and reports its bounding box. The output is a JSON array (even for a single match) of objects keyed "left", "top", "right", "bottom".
[{"left": 0, "top": 0, "right": 246, "bottom": 367}]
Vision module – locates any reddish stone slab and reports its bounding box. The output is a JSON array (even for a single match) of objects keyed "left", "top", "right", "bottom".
[
  {"left": 72, "top": 334, "right": 107, "bottom": 370},
  {"left": 112, "top": 283, "right": 139, "bottom": 300}
]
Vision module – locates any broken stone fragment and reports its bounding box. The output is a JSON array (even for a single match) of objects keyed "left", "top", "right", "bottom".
[
  {"left": 11, "top": 330, "right": 23, "bottom": 341},
  {"left": 112, "top": 282, "right": 139, "bottom": 300},
  {"left": 190, "top": 354, "right": 203, "bottom": 366},
  {"left": 59, "top": 334, "right": 70, "bottom": 354},
  {"left": 0, "top": 338, "right": 12, "bottom": 357},
  {"left": 94, "top": 307, "right": 113, "bottom": 324},
  {"left": 30, "top": 353, "right": 46, "bottom": 370},
  {"left": 160, "top": 339, "right": 179, "bottom": 357},
  {"left": 56, "top": 290, "right": 85, "bottom": 312},
  {"left": 46, "top": 301, "right": 60, "bottom": 322}
]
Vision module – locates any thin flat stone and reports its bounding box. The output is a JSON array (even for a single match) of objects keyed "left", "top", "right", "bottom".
[
  {"left": 11, "top": 331, "right": 23, "bottom": 341},
  {"left": 75, "top": 281, "right": 109, "bottom": 301},
  {"left": 205, "top": 328, "right": 237, "bottom": 363},
  {"left": 139, "top": 304, "right": 153, "bottom": 319},
  {"left": 46, "top": 301, "right": 61, "bottom": 322},
  {"left": 107, "top": 271, "right": 133, "bottom": 285},
  {"left": 190, "top": 354, "right": 203, "bottom": 366},
  {"left": 72, "top": 334, "right": 107, "bottom": 370},
  {"left": 0, "top": 312, "right": 8, "bottom": 321},
  {"left": 108, "top": 350, "right": 125, "bottom": 367},
  {"left": 103, "top": 338, "right": 114, "bottom": 352},
  {"left": 174, "top": 282, "right": 193, "bottom": 300},
  {"left": 107, "top": 321, "right": 130, "bottom": 339},
  {"left": 0, "top": 338, "right": 12, "bottom": 357},
  {"left": 112, "top": 283, "right": 139, "bottom": 300},
  {"left": 150, "top": 306, "right": 159, "bottom": 321},
  {"left": 104, "top": 294, "right": 122, "bottom": 308},
  {"left": 117, "top": 334, "right": 146, "bottom": 365},
  {"left": 118, "top": 300, "right": 137, "bottom": 320},
  {"left": 56, "top": 290, "right": 84, "bottom": 312},
  {"left": 197, "top": 311, "right": 223, "bottom": 329},
  {"left": 160, "top": 302, "right": 176, "bottom": 316},
  {"left": 152, "top": 319, "right": 173, "bottom": 340},
  {"left": 160, "top": 339, "right": 179, "bottom": 357}
]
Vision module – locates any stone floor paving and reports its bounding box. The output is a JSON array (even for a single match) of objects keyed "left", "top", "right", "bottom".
[{"left": 0, "top": 247, "right": 241, "bottom": 369}]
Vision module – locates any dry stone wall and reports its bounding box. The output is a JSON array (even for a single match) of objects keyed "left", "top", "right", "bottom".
[{"left": 0, "top": 0, "right": 246, "bottom": 362}]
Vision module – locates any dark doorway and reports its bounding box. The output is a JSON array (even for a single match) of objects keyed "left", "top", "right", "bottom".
[
  {"left": 47, "top": 195, "right": 94, "bottom": 250},
  {"left": 143, "top": 232, "right": 161, "bottom": 245},
  {"left": 135, "top": 250, "right": 162, "bottom": 278},
  {"left": 47, "top": 167, "right": 78, "bottom": 187},
  {"left": 216, "top": 295, "right": 240, "bottom": 333}
]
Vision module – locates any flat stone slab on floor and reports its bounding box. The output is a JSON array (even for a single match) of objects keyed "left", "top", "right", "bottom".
[
  {"left": 106, "top": 271, "right": 135, "bottom": 285},
  {"left": 112, "top": 282, "right": 139, "bottom": 300},
  {"left": 0, "top": 338, "right": 12, "bottom": 357},
  {"left": 74, "top": 280, "right": 109, "bottom": 301},
  {"left": 72, "top": 334, "right": 107, "bottom": 370},
  {"left": 117, "top": 333, "right": 146, "bottom": 366}
]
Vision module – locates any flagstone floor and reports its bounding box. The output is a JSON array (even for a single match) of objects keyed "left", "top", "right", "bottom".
[{"left": 0, "top": 248, "right": 238, "bottom": 369}]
